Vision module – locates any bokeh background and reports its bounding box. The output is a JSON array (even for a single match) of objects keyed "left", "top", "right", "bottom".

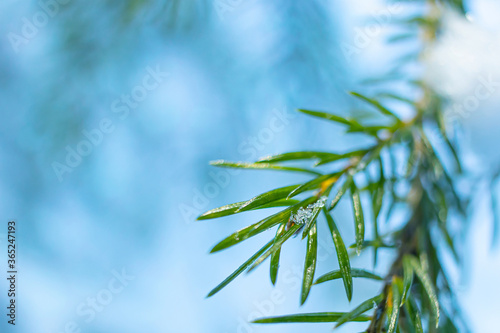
[{"left": 1, "top": 0, "right": 500, "bottom": 332}]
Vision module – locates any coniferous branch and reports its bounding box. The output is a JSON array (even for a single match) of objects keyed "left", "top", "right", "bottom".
[{"left": 198, "top": 1, "right": 472, "bottom": 332}]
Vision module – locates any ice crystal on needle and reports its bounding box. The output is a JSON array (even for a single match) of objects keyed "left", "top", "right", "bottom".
[
  {"left": 290, "top": 196, "right": 328, "bottom": 225},
  {"left": 290, "top": 207, "right": 312, "bottom": 225}
]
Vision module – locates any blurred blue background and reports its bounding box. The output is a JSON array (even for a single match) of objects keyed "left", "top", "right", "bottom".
[{"left": 0, "top": 0, "right": 499, "bottom": 332}]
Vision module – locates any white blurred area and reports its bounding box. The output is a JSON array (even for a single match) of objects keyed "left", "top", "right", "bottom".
[{"left": 424, "top": 3, "right": 500, "bottom": 169}]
